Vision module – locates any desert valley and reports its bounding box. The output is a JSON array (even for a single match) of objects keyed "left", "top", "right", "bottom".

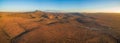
[{"left": 0, "top": 11, "right": 120, "bottom": 43}]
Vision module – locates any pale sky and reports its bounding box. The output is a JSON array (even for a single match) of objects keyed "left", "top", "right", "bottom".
[{"left": 0, "top": 0, "right": 120, "bottom": 13}]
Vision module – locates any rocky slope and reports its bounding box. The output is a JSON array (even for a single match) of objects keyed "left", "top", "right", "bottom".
[{"left": 0, "top": 11, "right": 119, "bottom": 43}]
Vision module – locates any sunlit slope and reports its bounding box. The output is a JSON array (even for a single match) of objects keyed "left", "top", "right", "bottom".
[{"left": 0, "top": 11, "right": 118, "bottom": 43}]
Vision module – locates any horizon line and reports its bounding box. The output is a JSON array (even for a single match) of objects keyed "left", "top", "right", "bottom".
[{"left": 0, "top": 10, "right": 120, "bottom": 13}]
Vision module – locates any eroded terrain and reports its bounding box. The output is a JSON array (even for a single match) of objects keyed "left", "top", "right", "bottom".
[{"left": 0, "top": 11, "right": 119, "bottom": 43}]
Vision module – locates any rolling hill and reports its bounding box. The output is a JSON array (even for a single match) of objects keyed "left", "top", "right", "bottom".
[{"left": 0, "top": 11, "right": 119, "bottom": 43}]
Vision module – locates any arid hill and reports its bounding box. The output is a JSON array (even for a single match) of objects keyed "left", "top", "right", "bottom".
[{"left": 0, "top": 11, "right": 119, "bottom": 43}]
